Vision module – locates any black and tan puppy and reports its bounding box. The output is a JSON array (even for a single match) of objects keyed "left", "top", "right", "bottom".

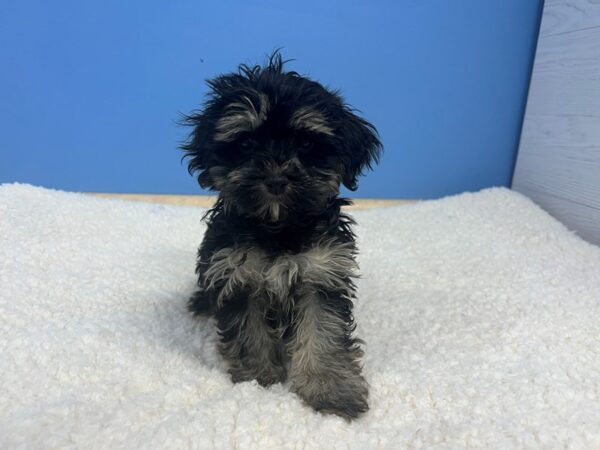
[{"left": 182, "top": 53, "right": 382, "bottom": 419}]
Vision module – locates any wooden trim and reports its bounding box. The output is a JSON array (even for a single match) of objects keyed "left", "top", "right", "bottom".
[{"left": 87, "top": 193, "right": 413, "bottom": 210}]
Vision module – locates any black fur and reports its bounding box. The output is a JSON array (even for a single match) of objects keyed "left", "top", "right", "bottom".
[{"left": 181, "top": 52, "right": 382, "bottom": 420}]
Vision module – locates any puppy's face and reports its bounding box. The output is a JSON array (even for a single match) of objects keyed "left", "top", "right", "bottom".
[{"left": 183, "top": 55, "right": 382, "bottom": 224}]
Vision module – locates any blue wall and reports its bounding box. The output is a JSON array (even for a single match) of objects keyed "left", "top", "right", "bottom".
[{"left": 0, "top": 0, "right": 542, "bottom": 199}]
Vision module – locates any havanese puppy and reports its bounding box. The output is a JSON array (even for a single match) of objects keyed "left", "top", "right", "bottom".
[{"left": 182, "top": 52, "right": 382, "bottom": 419}]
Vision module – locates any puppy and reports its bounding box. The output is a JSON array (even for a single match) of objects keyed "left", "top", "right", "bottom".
[{"left": 182, "top": 53, "right": 382, "bottom": 419}]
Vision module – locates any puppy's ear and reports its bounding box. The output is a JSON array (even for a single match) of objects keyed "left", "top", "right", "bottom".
[
  {"left": 180, "top": 110, "right": 217, "bottom": 189},
  {"left": 338, "top": 108, "right": 382, "bottom": 191}
]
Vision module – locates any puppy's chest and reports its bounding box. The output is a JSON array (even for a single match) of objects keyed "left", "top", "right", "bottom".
[{"left": 203, "top": 239, "right": 357, "bottom": 301}]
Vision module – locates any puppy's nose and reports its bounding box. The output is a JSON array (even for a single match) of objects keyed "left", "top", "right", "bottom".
[{"left": 265, "top": 176, "right": 289, "bottom": 195}]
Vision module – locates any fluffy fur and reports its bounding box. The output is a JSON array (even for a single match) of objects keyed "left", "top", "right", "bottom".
[{"left": 181, "top": 52, "right": 382, "bottom": 419}]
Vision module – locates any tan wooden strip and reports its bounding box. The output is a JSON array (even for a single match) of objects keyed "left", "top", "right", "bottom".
[{"left": 88, "top": 193, "right": 412, "bottom": 210}]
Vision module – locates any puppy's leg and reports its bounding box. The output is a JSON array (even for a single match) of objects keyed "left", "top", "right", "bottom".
[
  {"left": 287, "top": 288, "right": 368, "bottom": 419},
  {"left": 216, "top": 293, "right": 287, "bottom": 387},
  {"left": 188, "top": 288, "right": 218, "bottom": 316}
]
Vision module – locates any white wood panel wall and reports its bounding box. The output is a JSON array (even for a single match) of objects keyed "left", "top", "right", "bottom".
[{"left": 512, "top": 0, "right": 600, "bottom": 245}]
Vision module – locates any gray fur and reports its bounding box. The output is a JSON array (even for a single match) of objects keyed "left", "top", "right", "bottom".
[
  {"left": 214, "top": 92, "right": 270, "bottom": 142},
  {"left": 287, "top": 287, "right": 368, "bottom": 418},
  {"left": 202, "top": 239, "right": 358, "bottom": 308},
  {"left": 289, "top": 107, "right": 335, "bottom": 136},
  {"left": 219, "top": 297, "right": 287, "bottom": 386},
  {"left": 205, "top": 239, "right": 368, "bottom": 418}
]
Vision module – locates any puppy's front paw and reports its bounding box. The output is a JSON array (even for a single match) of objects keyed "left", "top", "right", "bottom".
[
  {"left": 294, "top": 374, "right": 369, "bottom": 420},
  {"left": 314, "top": 393, "right": 369, "bottom": 420},
  {"left": 229, "top": 364, "right": 287, "bottom": 387}
]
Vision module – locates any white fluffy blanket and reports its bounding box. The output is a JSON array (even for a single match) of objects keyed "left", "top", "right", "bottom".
[{"left": 1, "top": 184, "right": 599, "bottom": 449}]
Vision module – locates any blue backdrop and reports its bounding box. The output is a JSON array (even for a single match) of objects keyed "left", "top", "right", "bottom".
[{"left": 0, "top": 0, "right": 543, "bottom": 199}]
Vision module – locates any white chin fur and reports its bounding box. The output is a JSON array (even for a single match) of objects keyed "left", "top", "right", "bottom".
[{"left": 269, "top": 202, "right": 280, "bottom": 222}]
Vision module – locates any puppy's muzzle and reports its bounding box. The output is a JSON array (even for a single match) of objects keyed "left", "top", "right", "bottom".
[{"left": 264, "top": 175, "right": 289, "bottom": 195}]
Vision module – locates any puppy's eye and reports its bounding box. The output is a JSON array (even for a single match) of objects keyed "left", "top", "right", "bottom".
[
  {"left": 239, "top": 138, "right": 257, "bottom": 151},
  {"left": 298, "top": 139, "right": 314, "bottom": 152}
]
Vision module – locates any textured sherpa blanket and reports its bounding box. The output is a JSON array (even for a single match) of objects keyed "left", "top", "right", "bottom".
[{"left": 1, "top": 184, "right": 600, "bottom": 449}]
